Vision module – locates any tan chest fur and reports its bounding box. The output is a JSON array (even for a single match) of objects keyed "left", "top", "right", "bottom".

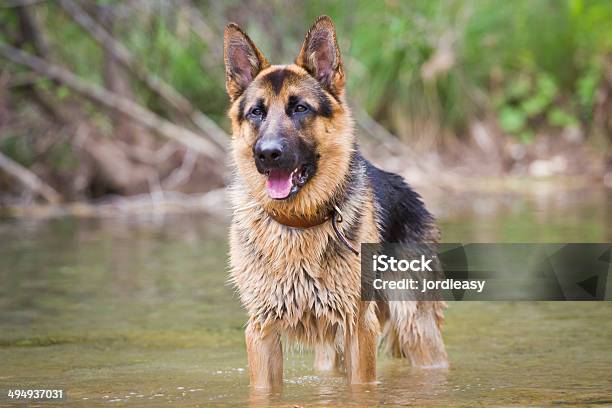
[{"left": 229, "top": 186, "right": 378, "bottom": 344}]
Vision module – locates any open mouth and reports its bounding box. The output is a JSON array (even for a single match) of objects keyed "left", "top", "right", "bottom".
[{"left": 265, "top": 166, "right": 310, "bottom": 200}]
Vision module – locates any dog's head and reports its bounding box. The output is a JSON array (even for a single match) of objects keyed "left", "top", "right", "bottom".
[{"left": 224, "top": 16, "right": 354, "bottom": 215}]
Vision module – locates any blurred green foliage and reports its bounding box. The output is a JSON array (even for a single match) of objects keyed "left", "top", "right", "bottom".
[
  {"left": 328, "top": 0, "right": 612, "bottom": 139},
  {"left": 2, "top": 0, "right": 612, "bottom": 147}
]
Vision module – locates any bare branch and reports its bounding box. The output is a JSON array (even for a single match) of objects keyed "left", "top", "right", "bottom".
[
  {"left": 181, "top": 0, "right": 222, "bottom": 55},
  {"left": 0, "top": 42, "right": 226, "bottom": 161},
  {"left": 5, "top": 189, "right": 228, "bottom": 219},
  {"left": 16, "top": 5, "right": 49, "bottom": 56},
  {"left": 58, "top": 0, "right": 229, "bottom": 149},
  {"left": 0, "top": 151, "right": 61, "bottom": 203},
  {"left": 162, "top": 149, "right": 197, "bottom": 189},
  {"left": 350, "top": 102, "right": 413, "bottom": 156},
  {"left": 1, "top": 0, "right": 48, "bottom": 8}
]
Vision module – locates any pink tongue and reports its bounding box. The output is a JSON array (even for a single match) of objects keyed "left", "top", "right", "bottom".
[{"left": 266, "top": 170, "right": 293, "bottom": 199}]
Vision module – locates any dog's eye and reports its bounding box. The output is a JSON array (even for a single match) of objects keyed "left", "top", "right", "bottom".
[
  {"left": 294, "top": 104, "right": 308, "bottom": 114},
  {"left": 250, "top": 107, "right": 264, "bottom": 117}
]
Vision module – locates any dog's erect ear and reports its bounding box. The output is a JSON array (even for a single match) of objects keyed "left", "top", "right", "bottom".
[
  {"left": 296, "top": 16, "right": 345, "bottom": 96},
  {"left": 224, "top": 23, "right": 269, "bottom": 101}
]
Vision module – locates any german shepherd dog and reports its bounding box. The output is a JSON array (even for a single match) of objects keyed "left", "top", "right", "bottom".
[{"left": 225, "top": 16, "right": 448, "bottom": 389}]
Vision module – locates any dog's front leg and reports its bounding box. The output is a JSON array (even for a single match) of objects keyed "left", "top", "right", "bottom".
[
  {"left": 344, "top": 302, "right": 378, "bottom": 384},
  {"left": 245, "top": 322, "right": 283, "bottom": 389}
]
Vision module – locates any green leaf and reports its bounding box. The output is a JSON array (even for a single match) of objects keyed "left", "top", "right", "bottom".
[
  {"left": 521, "top": 95, "right": 548, "bottom": 116},
  {"left": 499, "top": 106, "right": 526, "bottom": 133},
  {"left": 547, "top": 108, "right": 579, "bottom": 128},
  {"left": 56, "top": 86, "right": 70, "bottom": 101}
]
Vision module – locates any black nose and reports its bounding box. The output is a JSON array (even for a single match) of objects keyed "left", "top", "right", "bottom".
[{"left": 255, "top": 139, "right": 284, "bottom": 168}]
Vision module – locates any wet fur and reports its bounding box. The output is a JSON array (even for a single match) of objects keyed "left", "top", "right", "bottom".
[{"left": 226, "top": 16, "right": 448, "bottom": 389}]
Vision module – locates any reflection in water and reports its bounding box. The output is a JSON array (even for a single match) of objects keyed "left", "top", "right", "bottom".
[{"left": 0, "top": 188, "right": 610, "bottom": 407}]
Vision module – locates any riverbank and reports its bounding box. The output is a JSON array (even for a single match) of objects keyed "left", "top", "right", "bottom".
[{"left": 0, "top": 175, "right": 612, "bottom": 220}]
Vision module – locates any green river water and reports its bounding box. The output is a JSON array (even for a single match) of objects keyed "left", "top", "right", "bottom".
[{"left": 0, "top": 187, "right": 610, "bottom": 407}]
